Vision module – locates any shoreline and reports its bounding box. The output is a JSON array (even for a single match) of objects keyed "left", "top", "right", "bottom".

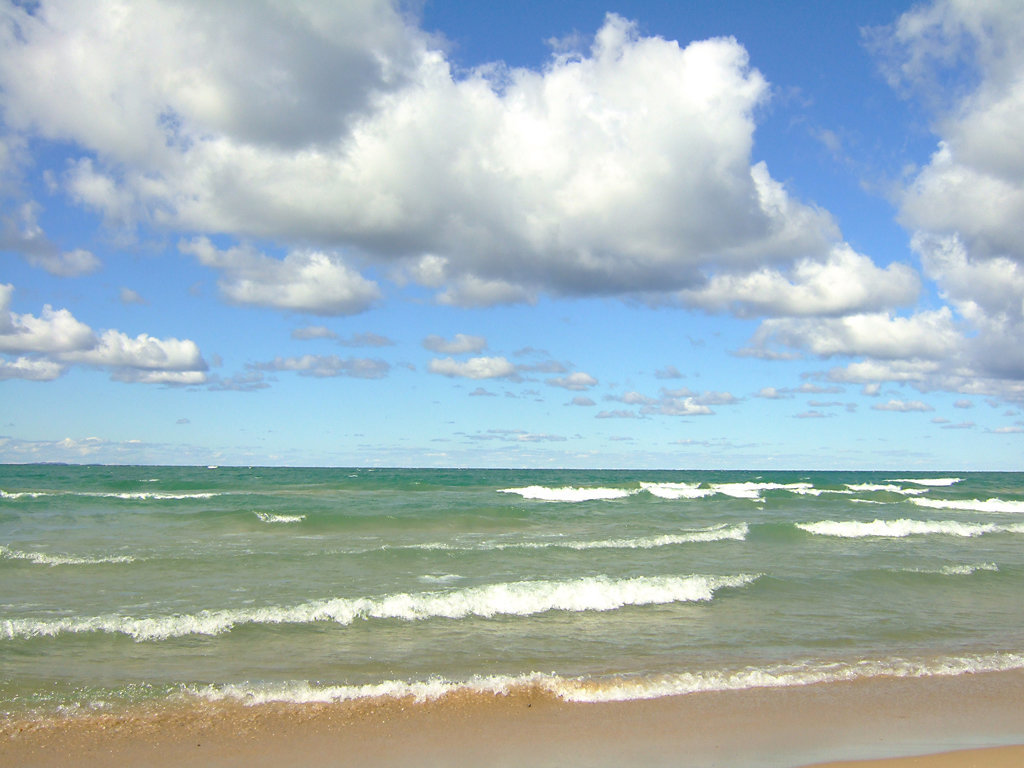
[{"left": 4, "top": 670, "right": 1023, "bottom": 767}]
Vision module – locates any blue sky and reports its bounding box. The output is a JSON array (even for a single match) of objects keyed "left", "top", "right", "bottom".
[{"left": 2, "top": 0, "right": 1023, "bottom": 469}]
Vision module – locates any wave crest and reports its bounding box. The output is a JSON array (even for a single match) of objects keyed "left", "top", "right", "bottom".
[
  {"left": 0, "top": 545, "right": 135, "bottom": 566},
  {"left": 192, "top": 651, "right": 1024, "bottom": 706},
  {"left": 911, "top": 498, "right": 1024, "bottom": 514},
  {"left": 796, "top": 519, "right": 1024, "bottom": 538},
  {"left": 2, "top": 573, "right": 759, "bottom": 642}
]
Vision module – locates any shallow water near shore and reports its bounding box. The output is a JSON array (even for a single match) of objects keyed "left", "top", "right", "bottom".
[{"left": 2, "top": 465, "right": 1023, "bottom": 724}]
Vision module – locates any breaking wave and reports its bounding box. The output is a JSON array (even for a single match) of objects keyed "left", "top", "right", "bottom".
[
  {"left": 254, "top": 512, "right": 306, "bottom": 524},
  {"left": 796, "top": 519, "right": 1024, "bottom": 538},
  {"left": 844, "top": 484, "right": 927, "bottom": 495},
  {"left": 903, "top": 563, "right": 999, "bottom": 576},
  {"left": 2, "top": 573, "right": 759, "bottom": 642},
  {"left": 409, "top": 524, "right": 749, "bottom": 553},
  {"left": 889, "top": 478, "right": 963, "bottom": 487},
  {"left": 192, "top": 651, "right": 1024, "bottom": 706},
  {"left": 498, "top": 486, "right": 636, "bottom": 502},
  {"left": 1, "top": 489, "right": 220, "bottom": 501},
  {"left": 910, "top": 498, "right": 1024, "bottom": 514},
  {"left": 0, "top": 545, "right": 135, "bottom": 566},
  {"left": 499, "top": 481, "right": 849, "bottom": 503}
]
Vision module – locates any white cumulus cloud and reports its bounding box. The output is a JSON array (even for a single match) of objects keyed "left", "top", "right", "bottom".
[
  {"left": 0, "top": 283, "right": 207, "bottom": 383},
  {"left": 422, "top": 334, "right": 487, "bottom": 354},
  {"left": 547, "top": 372, "right": 598, "bottom": 391},
  {"left": 428, "top": 356, "right": 519, "bottom": 380},
  {"left": 0, "top": 5, "right": 873, "bottom": 313},
  {"left": 182, "top": 238, "right": 380, "bottom": 316}
]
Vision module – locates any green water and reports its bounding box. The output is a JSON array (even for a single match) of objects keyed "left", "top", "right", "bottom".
[{"left": 1, "top": 465, "right": 1023, "bottom": 714}]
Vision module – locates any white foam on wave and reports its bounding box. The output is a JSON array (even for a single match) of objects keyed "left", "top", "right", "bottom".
[
  {"left": 191, "top": 651, "right": 1024, "bottom": 706},
  {"left": 903, "top": 563, "right": 999, "bottom": 576},
  {"left": 1, "top": 573, "right": 759, "bottom": 642},
  {"left": 796, "top": 519, "right": 1024, "bottom": 538},
  {"left": 845, "top": 483, "right": 927, "bottom": 495},
  {"left": 498, "top": 486, "right": 636, "bottom": 502},
  {"left": 711, "top": 482, "right": 819, "bottom": 500},
  {"left": 554, "top": 652, "right": 1024, "bottom": 702},
  {"left": 0, "top": 545, "right": 135, "bottom": 566},
  {"left": 500, "top": 481, "right": 851, "bottom": 503},
  {"left": 1, "top": 489, "right": 52, "bottom": 499},
  {"left": 411, "top": 524, "right": 749, "bottom": 553},
  {"left": 911, "top": 497, "right": 1024, "bottom": 514},
  {"left": 96, "top": 491, "right": 220, "bottom": 500},
  {"left": 2, "top": 489, "right": 220, "bottom": 501},
  {"left": 638, "top": 482, "right": 716, "bottom": 500},
  {"left": 889, "top": 477, "right": 963, "bottom": 487},
  {"left": 417, "top": 574, "right": 464, "bottom": 585},
  {"left": 547, "top": 525, "right": 749, "bottom": 550},
  {"left": 254, "top": 512, "right": 306, "bottom": 524}
]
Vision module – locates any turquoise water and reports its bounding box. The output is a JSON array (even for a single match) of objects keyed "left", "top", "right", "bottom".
[{"left": 2, "top": 465, "right": 1023, "bottom": 716}]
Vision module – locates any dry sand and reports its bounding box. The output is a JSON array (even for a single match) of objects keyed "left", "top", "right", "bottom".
[{"left": 3, "top": 670, "right": 1022, "bottom": 767}]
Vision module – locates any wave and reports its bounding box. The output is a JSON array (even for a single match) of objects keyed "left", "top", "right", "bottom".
[
  {"left": 638, "top": 482, "right": 716, "bottom": 499},
  {"left": 795, "top": 519, "right": 1024, "bottom": 538},
  {"left": 1, "top": 489, "right": 52, "bottom": 500},
  {"left": 409, "top": 524, "right": 749, "bottom": 553},
  {"left": 910, "top": 497, "right": 1024, "bottom": 514},
  {"left": 417, "top": 574, "right": 464, "bottom": 585},
  {"left": 499, "top": 481, "right": 840, "bottom": 503},
  {"left": 711, "top": 481, "right": 817, "bottom": 500},
  {"left": 498, "top": 486, "right": 635, "bottom": 502},
  {"left": 1, "top": 489, "right": 220, "bottom": 501},
  {"left": 192, "top": 651, "right": 1024, "bottom": 706},
  {"left": 0, "top": 545, "right": 135, "bottom": 566},
  {"left": 889, "top": 477, "right": 963, "bottom": 487},
  {"left": 536, "top": 525, "right": 748, "bottom": 550},
  {"left": 254, "top": 512, "right": 306, "bottom": 524},
  {"left": 1, "top": 573, "right": 759, "bottom": 642},
  {"left": 903, "top": 563, "right": 999, "bottom": 576},
  {"left": 844, "top": 484, "right": 927, "bottom": 495}
]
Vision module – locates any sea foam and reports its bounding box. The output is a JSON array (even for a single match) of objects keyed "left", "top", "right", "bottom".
[
  {"left": 795, "top": 519, "right": 1024, "bottom": 538},
  {"left": 1, "top": 489, "right": 220, "bottom": 501},
  {"left": 500, "top": 481, "right": 841, "bottom": 503},
  {"left": 254, "top": 512, "right": 306, "bottom": 523},
  {"left": 638, "top": 482, "right": 716, "bottom": 499},
  {"left": 711, "top": 482, "right": 816, "bottom": 500},
  {"left": 845, "top": 483, "right": 927, "bottom": 495},
  {"left": 903, "top": 563, "right": 999, "bottom": 576},
  {"left": 409, "top": 524, "right": 749, "bottom": 553},
  {"left": 889, "top": 477, "right": 963, "bottom": 486},
  {"left": 498, "top": 486, "right": 636, "bottom": 501},
  {"left": 192, "top": 651, "right": 1024, "bottom": 706},
  {"left": 910, "top": 497, "right": 1024, "bottom": 514},
  {"left": 2, "top": 573, "right": 759, "bottom": 642},
  {"left": 0, "top": 545, "right": 136, "bottom": 566}
]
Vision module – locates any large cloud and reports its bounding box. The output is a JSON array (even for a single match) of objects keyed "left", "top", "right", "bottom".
[
  {"left": 860, "top": 0, "right": 1024, "bottom": 400},
  {"left": 0, "top": 4, "right": 869, "bottom": 311},
  {"left": 0, "top": 0, "right": 419, "bottom": 158}
]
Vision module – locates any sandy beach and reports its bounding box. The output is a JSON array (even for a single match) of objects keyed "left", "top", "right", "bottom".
[{"left": 3, "top": 670, "right": 1022, "bottom": 767}]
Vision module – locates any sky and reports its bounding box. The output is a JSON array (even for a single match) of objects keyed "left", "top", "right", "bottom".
[{"left": 1, "top": 0, "right": 1023, "bottom": 470}]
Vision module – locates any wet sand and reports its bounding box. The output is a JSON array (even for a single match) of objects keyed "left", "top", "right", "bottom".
[{"left": 3, "top": 670, "right": 1023, "bottom": 767}]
